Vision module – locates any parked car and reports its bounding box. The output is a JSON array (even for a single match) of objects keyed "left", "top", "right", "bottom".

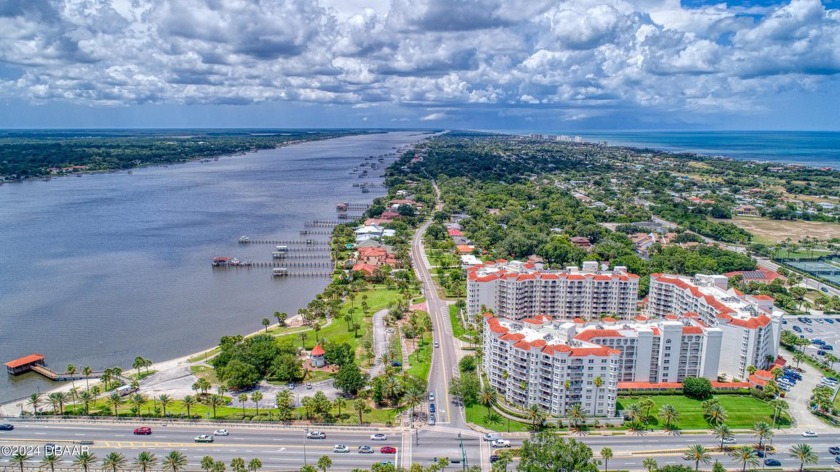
[
  {"left": 803, "top": 430, "right": 819, "bottom": 437},
  {"left": 133, "top": 427, "right": 152, "bottom": 435},
  {"left": 380, "top": 446, "right": 397, "bottom": 454},
  {"left": 836, "top": 456, "right": 840, "bottom": 465},
  {"left": 306, "top": 383, "right": 312, "bottom": 389},
  {"left": 333, "top": 445, "right": 350, "bottom": 453},
  {"left": 429, "top": 392, "right": 435, "bottom": 402},
  {"left": 371, "top": 434, "right": 388, "bottom": 441},
  {"left": 307, "top": 431, "right": 326, "bottom": 439},
  {"left": 0, "top": 424, "right": 14, "bottom": 431},
  {"left": 764, "top": 459, "right": 781, "bottom": 466},
  {"left": 287, "top": 382, "right": 295, "bottom": 390},
  {"left": 826, "top": 318, "right": 835, "bottom": 324},
  {"left": 428, "top": 414, "right": 436, "bottom": 426},
  {"left": 434, "top": 341, "right": 440, "bottom": 348},
  {"left": 429, "top": 403, "right": 436, "bottom": 413},
  {"left": 492, "top": 439, "right": 511, "bottom": 448},
  {"left": 194, "top": 435, "right": 214, "bottom": 443},
  {"left": 214, "top": 429, "right": 229, "bottom": 436},
  {"left": 806, "top": 327, "right": 814, "bottom": 332},
  {"left": 490, "top": 455, "right": 500, "bottom": 463},
  {"left": 825, "top": 345, "right": 835, "bottom": 351},
  {"left": 358, "top": 446, "right": 374, "bottom": 454},
  {"left": 812, "top": 339, "right": 825, "bottom": 345},
  {"left": 818, "top": 350, "right": 827, "bottom": 356},
  {"left": 792, "top": 326, "right": 802, "bottom": 332},
  {"left": 829, "top": 446, "right": 840, "bottom": 455}
]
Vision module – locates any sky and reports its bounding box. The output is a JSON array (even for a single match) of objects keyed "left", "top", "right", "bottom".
[{"left": 0, "top": 0, "right": 838, "bottom": 130}]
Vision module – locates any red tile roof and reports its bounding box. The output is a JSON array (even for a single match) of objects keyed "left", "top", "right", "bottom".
[
  {"left": 682, "top": 326, "right": 704, "bottom": 335},
  {"left": 5, "top": 353, "right": 45, "bottom": 368},
  {"left": 574, "top": 329, "right": 623, "bottom": 341},
  {"left": 311, "top": 345, "right": 325, "bottom": 356}
]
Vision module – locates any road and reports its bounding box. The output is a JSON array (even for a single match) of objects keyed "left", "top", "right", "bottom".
[{"left": 6, "top": 421, "right": 840, "bottom": 471}]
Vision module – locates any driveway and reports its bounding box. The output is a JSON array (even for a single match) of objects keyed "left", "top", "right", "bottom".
[{"left": 370, "top": 308, "right": 390, "bottom": 377}]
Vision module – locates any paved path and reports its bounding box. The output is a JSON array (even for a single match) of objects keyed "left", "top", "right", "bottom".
[
  {"left": 785, "top": 358, "right": 836, "bottom": 433},
  {"left": 369, "top": 308, "right": 389, "bottom": 378}
]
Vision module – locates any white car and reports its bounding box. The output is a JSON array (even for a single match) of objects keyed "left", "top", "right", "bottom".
[
  {"left": 483, "top": 433, "right": 501, "bottom": 442},
  {"left": 307, "top": 431, "right": 326, "bottom": 439},
  {"left": 492, "top": 439, "right": 511, "bottom": 448},
  {"left": 371, "top": 433, "right": 388, "bottom": 441},
  {"left": 333, "top": 444, "right": 350, "bottom": 453},
  {"left": 213, "top": 429, "right": 229, "bottom": 436},
  {"left": 194, "top": 435, "right": 214, "bottom": 443},
  {"left": 722, "top": 437, "right": 736, "bottom": 444},
  {"left": 803, "top": 430, "right": 819, "bottom": 437}
]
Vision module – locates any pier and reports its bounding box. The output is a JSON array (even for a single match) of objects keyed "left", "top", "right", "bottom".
[
  {"left": 238, "top": 239, "right": 329, "bottom": 245},
  {"left": 300, "top": 229, "right": 333, "bottom": 236},
  {"left": 336, "top": 202, "right": 370, "bottom": 212},
  {"left": 5, "top": 354, "right": 104, "bottom": 381},
  {"left": 304, "top": 220, "right": 343, "bottom": 227}
]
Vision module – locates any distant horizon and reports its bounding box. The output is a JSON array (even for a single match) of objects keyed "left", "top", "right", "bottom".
[{"left": 2, "top": 127, "right": 840, "bottom": 132}]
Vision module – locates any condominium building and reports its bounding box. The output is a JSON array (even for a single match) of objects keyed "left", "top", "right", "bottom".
[
  {"left": 483, "top": 314, "right": 620, "bottom": 417},
  {"left": 482, "top": 313, "right": 724, "bottom": 417},
  {"left": 467, "top": 260, "right": 640, "bottom": 321},
  {"left": 649, "top": 274, "right": 784, "bottom": 379}
]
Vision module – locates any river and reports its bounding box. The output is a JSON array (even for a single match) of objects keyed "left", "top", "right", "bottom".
[{"left": 0, "top": 131, "right": 425, "bottom": 403}]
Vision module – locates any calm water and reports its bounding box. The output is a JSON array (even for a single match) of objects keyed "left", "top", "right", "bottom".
[
  {"left": 0, "top": 131, "right": 425, "bottom": 403},
  {"left": 576, "top": 131, "right": 840, "bottom": 169}
]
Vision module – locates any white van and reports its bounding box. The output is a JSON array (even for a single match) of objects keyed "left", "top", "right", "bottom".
[
  {"left": 116, "top": 385, "right": 135, "bottom": 396},
  {"left": 483, "top": 433, "right": 501, "bottom": 442}
]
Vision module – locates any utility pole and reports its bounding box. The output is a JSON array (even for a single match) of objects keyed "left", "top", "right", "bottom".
[
  {"left": 459, "top": 431, "right": 467, "bottom": 470},
  {"left": 303, "top": 427, "right": 308, "bottom": 466}
]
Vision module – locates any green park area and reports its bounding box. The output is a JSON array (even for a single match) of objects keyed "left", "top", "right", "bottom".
[{"left": 617, "top": 394, "right": 789, "bottom": 430}]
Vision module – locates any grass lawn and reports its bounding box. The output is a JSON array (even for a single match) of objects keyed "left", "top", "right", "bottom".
[
  {"left": 275, "top": 285, "right": 402, "bottom": 352},
  {"left": 466, "top": 404, "right": 532, "bottom": 432},
  {"left": 449, "top": 304, "right": 467, "bottom": 340},
  {"left": 190, "top": 365, "right": 218, "bottom": 384},
  {"left": 717, "top": 216, "right": 840, "bottom": 245},
  {"left": 617, "top": 394, "right": 789, "bottom": 430},
  {"left": 407, "top": 337, "right": 432, "bottom": 381}
]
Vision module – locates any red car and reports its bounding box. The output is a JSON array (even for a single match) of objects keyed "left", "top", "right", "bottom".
[
  {"left": 133, "top": 427, "right": 152, "bottom": 435},
  {"left": 380, "top": 446, "right": 397, "bottom": 454}
]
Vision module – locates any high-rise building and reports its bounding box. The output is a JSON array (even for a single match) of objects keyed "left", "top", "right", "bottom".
[{"left": 467, "top": 260, "right": 639, "bottom": 321}]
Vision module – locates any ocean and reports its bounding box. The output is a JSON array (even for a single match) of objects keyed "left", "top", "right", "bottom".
[
  {"left": 0, "top": 131, "right": 425, "bottom": 403},
  {"left": 574, "top": 131, "right": 840, "bottom": 169}
]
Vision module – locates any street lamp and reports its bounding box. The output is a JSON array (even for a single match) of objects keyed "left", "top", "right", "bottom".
[{"left": 304, "top": 427, "right": 308, "bottom": 466}]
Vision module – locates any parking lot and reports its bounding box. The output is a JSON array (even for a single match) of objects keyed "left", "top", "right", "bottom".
[{"left": 787, "top": 315, "right": 840, "bottom": 356}]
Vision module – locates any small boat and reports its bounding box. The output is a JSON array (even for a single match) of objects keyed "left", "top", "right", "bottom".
[{"left": 239, "top": 236, "right": 250, "bottom": 243}]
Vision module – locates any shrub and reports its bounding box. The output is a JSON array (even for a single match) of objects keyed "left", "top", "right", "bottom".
[{"left": 683, "top": 377, "right": 713, "bottom": 399}]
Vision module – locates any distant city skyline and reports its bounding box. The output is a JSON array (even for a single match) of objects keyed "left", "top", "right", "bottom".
[{"left": 1, "top": 0, "right": 838, "bottom": 130}]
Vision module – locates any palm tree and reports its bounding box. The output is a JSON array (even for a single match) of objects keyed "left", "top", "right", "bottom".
[
  {"left": 592, "top": 376, "right": 603, "bottom": 415},
  {"left": 729, "top": 445, "right": 757, "bottom": 472},
  {"left": 770, "top": 399, "right": 789, "bottom": 428},
  {"left": 333, "top": 397, "right": 347, "bottom": 418},
  {"left": 704, "top": 404, "right": 728, "bottom": 426},
  {"left": 262, "top": 317, "right": 270, "bottom": 332},
  {"left": 78, "top": 390, "right": 94, "bottom": 416},
  {"left": 683, "top": 444, "right": 711, "bottom": 472},
  {"left": 600, "top": 447, "right": 613, "bottom": 472},
  {"left": 642, "top": 458, "right": 657, "bottom": 472},
  {"left": 276, "top": 391, "right": 293, "bottom": 421},
  {"left": 789, "top": 443, "right": 818, "bottom": 471},
  {"left": 248, "top": 458, "right": 262, "bottom": 472},
  {"left": 134, "top": 451, "right": 157, "bottom": 472},
  {"left": 660, "top": 404, "right": 679, "bottom": 430},
  {"left": 102, "top": 452, "right": 127, "bottom": 472},
  {"left": 639, "top": 397, "right": 655, "bottom": 426},
  {"left": 108, "top": 392, "right": 124, "bottom": 416},
  {"left": 159, "top": 394, "right": 172, "bottom": 416},
  {"left": 48, "top": 392, "right": 66, "bottom": 415},
  {"left": 238, "top": 393, "right": 248, "bottom": 416},
  {"left": 251, "top": 391, "right": 263, "bottom": 416},
  {"left": 130, "top": 393, "right": 146, "bottom": 417},
  {"left": 201, "top": 456, "right": 216, "bottom": 472},
  {"left": 74, "top": 451, "right": 98, "bottom": 472},
  {"left": 29, "top": 392, "right": 43, "bottom": 416},
  {"left": 67, "top": 363, "right": 77, "bottom": 390},
  {"left": 82, "top": 366, "right": 92, "bottom": 390},
  {"left": 163, "top": 451, "right": 188, "bottom": 472},
  {"left": 317, "top": 455, "right": 332, "bottom": 472},
  {"left": 527, "top": 404, "right": 545, "bottom": 430},
  {"left": 183, "top": 395, "right": 196, "bottom": 418},
  {"left": 479, "top": 385, "right": 498, "bottom": 415},
  {"left": 313, "top": 322, "right": 322, "bottom": 343},
  {"left": 299, "top": 332, "right": 308, "bottom": 349},
  {"left": 713, "top": 423, "right": 733, "bottom": 451},
  {"left": 41, "top": 453, "right": 60, "bottom": 472},
  {"left": 751, "top": 421, "right": 773, "bottom": 450},
  {"left": 568, "top": 403, "right": 586, "bottom": 429},
  {"left": 625, "top": 404, "right": 642, "bottom": 426},
  {"left": 10, "top": 451, "right": 29, "bottom": 472},
  {"left": 208, "top": 394, "right": 225, "bottom": 418},
  {"left": 354, "top": 398, "right": 368, "bottom": 424},
  {"left": 274, "top": 311, "right": 287, "bottom": 327}
]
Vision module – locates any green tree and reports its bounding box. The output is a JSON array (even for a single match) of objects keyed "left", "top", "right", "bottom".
[
  {"left": 568, "top": 403, "right": 587, "bottom": 429},
  {"left": 158, "top": 394, "right": 172, "bottom": 416},
  {"left": 201, "top": 456, "right": 215, "bottom": 472},
  {"left": 333, "top": 397, "right": 347, "bottom": 418},
  {"left": 10, "top": 452, "right": 29, "bottom": 472},
  {"left": 713, "top": 423, "right": 733, "bottom": 451},
  {"left": 600, "top": 447, "right": 613, "bottom": 472},
  {"left": 208, "top": 394, "right": 225, "bottom": 418},
  {"left": 251, "top": 391, "right": 263, "bottom": 416},
  {"left": 276, "top": 390, "right": 294, "bottom": 421},
  {"left": 231, "top": 457, "right": 246, "bottom": 472},
  {"left": 683, "top": 444, "right": 711, "bottom": 472},
  {"left": 729, "top": 445, "right": 757, "bottom": 472},
  {"left": 238, "top": 393, "right": 248, "bottom": 416},
  {"left": 163, "top": 451, "right": 188, "bottom": 472},
  {"left": 711, "top": 461, "right": 726, "bottom": 472},
  {"left": 642, "top": 458, "right": 658, "bottom": 472},
  {"left": 274, "top": 311, "right": 287, "bottom": 327},
  {"left": 28, "top": 392, "right": 43, "bottom": 416},
  {"left": 248, "top": 458, "right": 262, "bottom": 472},
  {"left": 592, "top": 376, "right": 604, "bottom": 416},
  {"left": 102, "top": 452, "right": 127, "bottom": 472},
  {"left": 134, "top": 452, "right": 157, "bottom": 472},
  {"left": 108, "top": 392, "right": 124, "bottom": 416},
  {"left": 479, "top": 385, "right": 498, "bottom": 415},
  {"left": 300, "top": 466, "right": 318, "bottom": 472},
  {"left": 527, "top": 404, "right": 545, "bottom": 430},
  {"left": 183, "top": 394, "right": 196, "bottom": 418},
  {"left": 317, "top": 455, "right": 333, "bottom": 472},
  {"left": 41, "top": 453, "right": 61, "bottom": 472},
  {"left": 751, "top": 421, "right": 773, "bottom": 449},
  {"left": 74, "top": 451, "right": 98, "bottom": 472},
  {"left": 789, "top": 443, "right": 818, "bottom": 472},
  {"left": 517, "top": 433, "right": 599, "bottom": 472},
  {"left": 704, "top": 404, "right": 728, "bottom": 426},
  {"left": 262, "top": 317, "right": 270, "bottom": 332},
  {"left": 334, "top": 363, "right": 369, "bottom": 395},
  {"left": 660, "top": 404, "right": 679, "bottom": 430},
  {"left": 354, "top": 398, "right": 369, "bottom": 424},
  {"left": 639, "top": 397, "right": 656, "bottom": 426},
  {"left": 683, "top": 377, "right": 713, "bottom": 399}
]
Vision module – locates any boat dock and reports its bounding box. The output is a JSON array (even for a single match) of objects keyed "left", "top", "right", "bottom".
[
  {"left": 300, "top": 229, "right": 333, "bottom": 236},
  {"left": 336, "top": 202, "right": 370, "bottom": 212},
  {"left": 5, "top": 354, "right": 103, "bottom": 381},
  {"left": 304, "top": 220, "right": 343, "bottom": 227},
  {"left": 239, "top": 238, "right": 329, "bottom": 245}
]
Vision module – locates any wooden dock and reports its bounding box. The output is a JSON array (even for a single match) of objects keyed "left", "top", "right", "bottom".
[
  {"left": 5, "top": 354, "right": 103, "bottom": 381},
  {"left": 300, "top": 229, "right": 333, "bottom": 236},
  {"left": 239, "top": 239, "right": 329, "bottom": 245}
]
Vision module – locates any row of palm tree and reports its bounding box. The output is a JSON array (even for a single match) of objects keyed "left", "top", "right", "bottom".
[
  {"left": 9, "top": 450, "right": 193, "bottom": 472},
  {"left": 679, "top": 442, "right": 819, "bottom": 472}
]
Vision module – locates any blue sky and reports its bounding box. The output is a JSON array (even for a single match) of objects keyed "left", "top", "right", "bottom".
[{"left": 0, "top": 0, "right": 838, "bottom": 130}]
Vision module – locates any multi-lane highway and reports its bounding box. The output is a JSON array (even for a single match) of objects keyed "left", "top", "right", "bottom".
[{"left": 6, "top": 421, "right": 840, "bottom": 471}]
